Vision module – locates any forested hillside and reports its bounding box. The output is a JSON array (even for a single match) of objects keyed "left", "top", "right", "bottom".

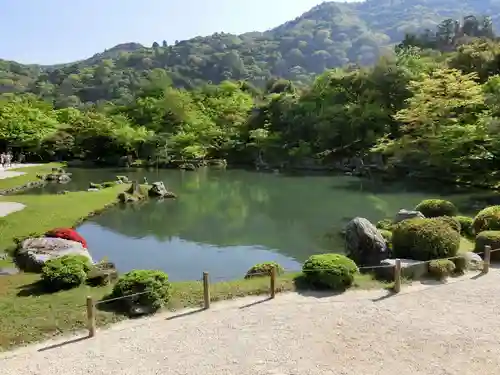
[{"left": 2, "top": 0, "right": 500, "bottom": 107}]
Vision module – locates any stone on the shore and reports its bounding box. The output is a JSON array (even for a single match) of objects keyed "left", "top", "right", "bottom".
[
  {"left": 462, "top": 252, "right": 483, "bottom": 270},
  {"left": 16, "top": 237, "right": 93, "bottom": 273},
  {"left": 345, "top": 217, "right": 389, "bottom": 266},
  {"left": 148, "top": 181, "right": 177, "bottom": 198},
  {"left": 118, "top": 192, "right": 140, "bottom": 203},
  {"left": 377, "top": 258, "right": 429, "bottom": 281},
  {"left": 394, "top": 209, "right": 425, "bottom": 223}
]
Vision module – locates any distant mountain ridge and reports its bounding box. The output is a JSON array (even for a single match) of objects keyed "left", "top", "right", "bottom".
[{"left": 1, "top": 0, "right": 500, "bottom": 107}]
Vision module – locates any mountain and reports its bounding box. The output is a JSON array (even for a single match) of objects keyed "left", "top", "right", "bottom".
[{"left": 2, "top": 0, "right": 500, "bottom": 107}]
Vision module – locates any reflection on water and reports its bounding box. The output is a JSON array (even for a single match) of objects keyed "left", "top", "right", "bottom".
[{"left": 43, "top": 167, "right": 480, "bottom": 281}]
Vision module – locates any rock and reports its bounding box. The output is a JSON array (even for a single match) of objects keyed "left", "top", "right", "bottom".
[
  {"left": 16, "top": 237, "right": 93, "bottom": 273},
  {"left": 87, "top": 188, "right": 100, "bottom": 192},
  {"left": 394, "top": 209, "right": 425, "bottom": 223},
  {"left": 57, "top": 190, "right": 70, "bottom": 195},
  {"left": 89, "top": 182, "right": 102, "bottom": 189},
  {"left": 57, "top": 174, "right": 71, "bottom": 183},
  {"left": 148, "top": 181, "right": 177, "bottom": 198},
  {"left": 462, "top": 252, "right": 483, "bottom": 270},
  {"left": 376, "top": 258, "right": 429, "bottom": 281},
  {"left": 143, "top": 177, "right": 149, "bottom": 184},
  {"left": 118, "top": 192, "right": 139, "bottom": 203},
  {"left": 345, "top": 217, "right": 389, "bottom": 266},
  {"left": 179, "top": 163, "right": 196, "bottom": 171},
  {"left": 116, "top": 176, "right": 130, "bottom": 183}
]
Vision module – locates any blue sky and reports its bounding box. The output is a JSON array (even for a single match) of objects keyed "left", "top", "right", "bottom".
[{"left": 0, "top": 0, "right": 356, "bottom": 65}]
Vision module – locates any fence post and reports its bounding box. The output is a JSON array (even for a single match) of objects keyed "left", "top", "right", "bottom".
[
  {"left": 483, "top": 245, "right": 491, "bottom": 274},
  {"left": 270, "top": 266, "right": 276, "bottom": 299},
  {"left": 86, "top": 296, "right": 96, "bottom": 337},
  {"left": 393, "top": 259, "right": 402, "bottom": 293},
  {"left": 203, "top": 272, "right": 210, "bottom": 309}
]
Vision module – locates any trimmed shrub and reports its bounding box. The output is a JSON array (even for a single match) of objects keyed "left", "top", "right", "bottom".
[
  {"left": 392, "top": 218, "right": 460, "bottom": 261},
  {"left": 452, "top": 255, "right": 467, "bottom": 275},
  {"left": 376, "top": 219, "right": 394, "bottom": 231},
  {"left": 41, "top": 255, "right": 91, "bottom": 290},
  {"left": 415, "top": 199, "right": 457, "bottom": 218},
  {"left": 474, "top": 231, "right": 500, "bottom": 260},
  {"left": 111, "top": 270, "right": 171, "bottom": 312},
  {"left": 379, "top": 229, "right": 393, "bottom": 246},
  {"left": 455, "top": 216, "right": 474, "bottom": 238},
  {"left": 473, "top": 206, "right": 500, "bottom": 234},
  {"left": 302, "top": 253, "right": 358, "bottom": 290},
  {"left": 434, "top": 216, "right": 461, "bottom": 233},
  {"left": 45, "top": 228, "right": 88, "bottom": 248},
  {"left": 428, "top": 259, "right": 456, "bottom": 280},
  {"left": 245, "top": 262, "right": 284, "bottom": 279}
]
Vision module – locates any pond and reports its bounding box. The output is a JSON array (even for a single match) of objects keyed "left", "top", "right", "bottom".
[{"left": 24, "top": 168, "right": 482, "bottom": 281}]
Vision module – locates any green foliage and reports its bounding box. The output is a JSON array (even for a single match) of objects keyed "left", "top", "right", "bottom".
[
  {"left": 434, "top": 216, "right": 461, "bottom": 233},
  {"left": 376, "top": 219, "right": 394, "bottom": 231},
  {"left": 473, "top": 206, "right": 500, "bottom": 234},
  {"left": 392, "top": 218, "right": 460, "bottom": 261},
  {"left": 244, "top": 262, "right": 284, "bottom": 279},
  {"left": 474, "top": 230, "right": 500, "bottom": 254},
  {"left": 41, "top": 255, "right": 91, "bottom": 290},
  {"left": 379, "top": 229, "right": 393, "bottom": 246},
  {"left": 111, "top": 270, "right": 171, "bottom": 312},
  {"left": 428, "top": 259, "right": 456, "bottom": 280},
  {"left": 455, "top": 216, "right": 474, "bottom": 238},
  {"left": 452, "top": 255, "right": 467, "bottom": 275},
  {"left": 414, "top": 199, "right": 458, "bottom": 218},
  {"left": 302, "top": 253, "right": 358, "bottom": 290}
]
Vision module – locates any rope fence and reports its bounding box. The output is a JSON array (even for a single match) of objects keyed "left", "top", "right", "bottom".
[{"left": 84, "top": 245, "right": 498, "bottom": 338}]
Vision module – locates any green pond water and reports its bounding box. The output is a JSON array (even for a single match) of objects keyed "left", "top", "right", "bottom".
[{"left": 20, "top": 168, "right": 486, "bottom": 281}]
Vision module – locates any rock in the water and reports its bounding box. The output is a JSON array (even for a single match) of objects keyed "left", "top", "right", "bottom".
[
  {"left": 345, "top": 217, "right": 389, "bottom": 266},
  {"left": 394, "top": 209, "right": 425, "bottom": 223},
  {"left": 148, "top": 181, "right": 177, "bottom": 198},
  {"left": 16, "top": 237, "right": 93, "bottom": 272},
  {"left": 179, "top": 163, "right": 196, "bottom": 171},
  {"left": 118, "top": 192, "right": 139, "bottom": 203},
  {"left": 377, "top": 258, "right": 429, "bottom": 281},
  {"left": 116, "top": 175, "right": 130, "bottom": 183}
]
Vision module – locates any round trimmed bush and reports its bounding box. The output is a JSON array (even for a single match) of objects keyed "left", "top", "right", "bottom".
[
  {"left": 414, "top": 199, "right": 457, "bottom": 218},
  {"left": 302, "top": 253, "right": 358, "bottom": 290},
  {"left": 455, "top": 216, "right": 474, "bottom": 238},
  {"left": 428, "top": 259, "right": 456, "bottom": 280},
  {"left": 452, "top": 255, "right": 467, "bottom": 275},
  {"left": 111, "top": 270, "right": 171, "bottom": 312},
  {"left": 376, "top": 219, "right": 394, "bottom": 231},
  {"left": 392, "top": 218, "right": 460, "bottom": 261},
  {"left": 379, "top": 229, "right": 393, "bottom": 246},
  {"left": 245, "top": 262, "right": 284, "bottom": 279},
  {"left": 434, "top": 216, "right": 461, "bottom": 233},
  {"left": 45, "top": 228, "right": 88, "bottom": 248},
  {"left": 474, "top": 231, "right": 500, "bottom": 261},
  {"left": 473, "top": 206, "right": 500, "bottom": 234},
  {"left": 41, "top": 255, "right": 91, "bottom": 290}
]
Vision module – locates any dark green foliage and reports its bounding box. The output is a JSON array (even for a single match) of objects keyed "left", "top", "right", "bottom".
[
  {"left": 428, "top": 259, "right": 456, "bottom": 280},
  {"left": 41, "top": 255, "right": 91, "bottom": 290},
  {"left": 474, "top": 231, "right": 500, "bottom": 256},
  {"left": 376, "top": 219, "right": 394, "bottom": 231},
  {"left": 111, "top": 270, "right": 171, "bottom": 312},
  {"left": 455, "top": 216, "right": 474, "bottom": 238},
  {"left": 244, "top": 262, "right": 284, "bottom": 279},
  {"left": 302, "top": 253, "right": 358, "bottom": 290},
  {"left": 102, "top": 181, "right": 118, "bottom": 188},
  {"left": 392, "top": 218, "right": 460, "bottom": 261},
  {"left": 434, "top": 216, "right": 461, "bottom": 233},
  {"left": 414, "top": 199, "right": 458, "bottom": 218},
  {"left": 452, "top": 255, "right": 467, "bottom": 275},
  {"left": 473, "top": 206, "right": 500, "bottom": 234}
]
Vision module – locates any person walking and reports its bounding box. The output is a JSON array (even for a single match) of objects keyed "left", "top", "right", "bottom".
[
  {"left": 6, "top": 152, "right": 12, "bottom": 168},
  {"left": 0, "top": 153, "right": 5, "bottom": 168}
]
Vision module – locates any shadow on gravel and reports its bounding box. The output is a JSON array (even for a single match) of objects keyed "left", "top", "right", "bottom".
[{"left": 37, "top": 336, "right": 89, "bottom": 352}]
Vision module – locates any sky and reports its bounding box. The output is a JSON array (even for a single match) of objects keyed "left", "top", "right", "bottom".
[{"left": 0, "top": 0, "right": 356, "bottom": 65}]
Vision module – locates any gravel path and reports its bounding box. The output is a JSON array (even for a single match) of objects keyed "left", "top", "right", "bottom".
[{"left": 2, "top": 271, "right": 500, "bottom": 374}]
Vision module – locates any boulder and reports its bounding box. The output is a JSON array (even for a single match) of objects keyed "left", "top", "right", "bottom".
[
  {"left": 376, "top": 258, "right": 429, "bottom": 281},
  {"left": 118, "top": 192, "right": 139, "bottom": 203},
  {"left": 394, "top": 209, "right": 425, "bottom": 223},
  {"left": 462, "top": 251, "right": 483, "bottom": 270},
  {"left": 116, "top": 176, "right": 130, "bottom": 183},
  {"left": 148, "top": 181, "right": 177, "bottom": 198},
  {"left": 345, "top": 217, "right": 389, "bottom": 266},
  {"left": 16, "top": 237, "right": 93, "bottom": 273},
  {"left": 87, "top": 188, "right": 100, "bottom": 192}
]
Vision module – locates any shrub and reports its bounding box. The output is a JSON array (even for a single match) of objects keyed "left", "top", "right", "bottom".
[
  {"left": 111, "top": 270, "right": 171, "bottom": 312},
  {"left": 428, "top": 259, "right": 456, "bottom": 280},
  {"left": 473, "top": 206, "right": 500, "bottom": 234},
  {"left": 302, "top": 253, "right": 358, "bottom": 290},
  {"left": 392, "top": 218, "right": 460, "bottom": 261},
  {"left": 415, "top": 199, "right": 457, "bottom": 218},
  {"left": 474, "top": 231, "right": 500, "bottom": 260},
  {"left": 45, "top": 228, "right": 88, "bottom": 248},
  {"left": 379, "top": 229, "right": 393, "bottom": 246},
  {"left": 245, "top": 262, "right": 284, "bottom": 279},
  {"left": 452, "top": 255, "right": 467, "bottom": 275},
  {"left": 41, "top": 255, "right": 91, "bottom": 290},
  {"left": 455, "top": 216, "right": 474, "bottom": 238},
  {"left": 376, "top": 219, "right": 394, "bottom": 231},
  {"left": 434, "top": 216, "right": 461, "bottom": 233}
]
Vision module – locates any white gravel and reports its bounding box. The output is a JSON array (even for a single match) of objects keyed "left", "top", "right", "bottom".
[{"left": 2, "top": 271, "right": 500, "bottom": 374}]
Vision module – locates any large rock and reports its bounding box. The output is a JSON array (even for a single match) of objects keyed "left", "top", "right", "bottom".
[
  {"left": 16, "top": 237, "right": 93, "bottom": 272},
  {"left": 462, "top": 251, "right": 483, "bottom": 270},
  {"left": 345, "top": 217, "right": 389, "bottom": 266},
  {"left": 148, "top": 181, "right": 177, "bottom": 198},
  {"left": 376, "top": 258, "right": 429, "bottom": 281},
  {"left": 394, "top": 209, "right": 425, "bottom": 223}
]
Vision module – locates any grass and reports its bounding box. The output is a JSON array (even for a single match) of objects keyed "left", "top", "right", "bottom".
[
  {"left": 0, "top": 271, "right": 392, "bottom": 351},
  {"left": 459, "top": 236, "right": 474, "bottom": 253},
  {"left": 0, "top": 163, "right": 63, "bottom": 191}
]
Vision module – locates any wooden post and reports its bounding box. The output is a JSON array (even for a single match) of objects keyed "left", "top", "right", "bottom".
[
  {"left": 270, "top": 266, "right": 276, "bottom": 299},
  {"left": 203, "top": 272, "right": 210, "bottom": 309},
  {"left": 86, "top": 296, "right": 96, "bottom": 337},
  {"left": 483, "top": 245, "right": 491, "bottom": 274},
  {"left": 393, "top": 259, "right": 402, "bottom": 293}
]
